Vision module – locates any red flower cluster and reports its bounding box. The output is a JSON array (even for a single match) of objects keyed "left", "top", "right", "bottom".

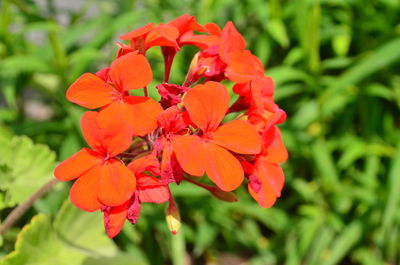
[{"left": 54, "top": 14, "right": 287, "bottom": 238}]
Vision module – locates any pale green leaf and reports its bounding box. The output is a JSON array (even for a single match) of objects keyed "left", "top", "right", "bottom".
[{"left": 0, "top": 136, "right": 55, "bottom": 209}]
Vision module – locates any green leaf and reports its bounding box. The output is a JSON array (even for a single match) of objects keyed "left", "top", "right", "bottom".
[
  {"left": 83, "top": 253, "right": 147, "bottom": 265},
  {"left": 323, "top": 221, "right": 362, "bottom": 265},
  {"left": 0, "top": 215, "right": 61, "bottom": 265},
  {"left": 54, "top": 200, "right": 118, "bottom": 257},
  {"left": 0, "top": 136, "right": 55, "bottom": 209},
  {"left": 193, "top": 223, "right": 218, "bottom": 256},
  {"left": 1, "top": 200, "right": 119, "bottom": 265},
  {"left": 321, "top": 37, "right": 400, "bottom": 117},
  {"left": 379, "top": 141, "right": 400, "bottom": 247},
  {"left": 311, "top": 140, "right": 340, "bottom": 192},
  {"left": 267, "top": 19, "right": 290, "bottom": 48},
  {"left": 304, "top": 226, "right": 335, "bottom": 265},
  {"left": 0, "top": 55, "right": 51, "bottom": 77},
  {"left": 267, "top": 66, "right": 314, "bottom": 87}
]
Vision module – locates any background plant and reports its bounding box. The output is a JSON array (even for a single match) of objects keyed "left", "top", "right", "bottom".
[{"left": 0, "top": 0, "right": 399, "bottom": 264}]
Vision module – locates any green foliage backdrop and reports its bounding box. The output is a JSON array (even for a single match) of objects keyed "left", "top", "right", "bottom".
[{"left": 0, "top": 0, "right": 399, "bottom": 264}]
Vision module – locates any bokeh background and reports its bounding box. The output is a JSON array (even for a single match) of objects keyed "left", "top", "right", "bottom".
[{"left": 1, "top": 0, "right": 400, "bottom": 264}]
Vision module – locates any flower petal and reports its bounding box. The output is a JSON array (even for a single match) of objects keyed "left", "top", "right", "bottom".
[
  {"left": 70, "top": 165, "right": 102, "bottom": 212},
  {"left": 81, "top": 111, "right": 132, "bottom": 156},
  {"left": 124, "top": 96, "right": 163, "bottom": 136},
  {"left": 145, "top": 24, "right": 179, "bottom": 49},
  {"left": 54, "top": 148, "right": 102, "bottom": 181},
  {"left": 160, "top": 143, "right": 183, "bottom": 184},
  {"left": 99, "top": 97, "right": 162, "bottom": 137},
  {"left": 225, "top": 50, "right": 264, "bottom": 84},
  {"left": 66, "top": 73, "right": 114, "bottom": 109},
  {"left": 168, "top": 14, "right": 207, "bottom": 34},
  {"left": 219, "top": 21, "right": 246, "bottom": 63},
  {"left": 104, "top": 201, "right": 128, "bottom": 238},
  {"left": 180, "top": 32, "right": 220, "bottom": 50},
  {"left": 248, "top": 162, "right": 284, "bottom": 208},
  {"left": 109, "top": 52, "right": 152, "bottom": 91},
  {"left": 212, "top": 120, "right": 261, "bottom": 154},
  {"left": 263, "top": 127, "right": 288, "bottom": 164},
  {"left": 137, "top": 175, "right": 170, "bottom": 203},
  {"left": 205, "top": 23, "right": 221, "bottom": 36},
  {"left": 98, "top": 160, "right": 136, "bottom": 207},
  {"left": 183, "top": 81, "right": 229, "bottom": 131},
  {"left": 120, "top": 22, "right": 155, "bottom": 40},
  {"left": 128, "top": 154, "right": 160, "bottom": 176},
  {"left": 172, "top": 135, "right": 205, "bottom": 176},
  {"left": 203, "top": 143, "right": 244, "bottom": 191}
]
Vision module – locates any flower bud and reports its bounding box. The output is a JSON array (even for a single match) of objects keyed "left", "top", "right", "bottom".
[{"left": 166, "top": 201, "right": 181, "bottom": 235}]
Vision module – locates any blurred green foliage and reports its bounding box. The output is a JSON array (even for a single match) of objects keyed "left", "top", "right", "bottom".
[{"left": 1, "top": 0, "right": 400, "bottom": 264}]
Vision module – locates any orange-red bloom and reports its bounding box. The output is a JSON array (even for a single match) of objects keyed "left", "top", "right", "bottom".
[
  {"left": 245, "top": 126, "right": 287, "bottom": 207},
  {"left": 54, "top": 111, "right": 136, "bottom": 211},
  {"left": 103, "top": 154, "right": 169, "bottom": 238},
  {"left": 172, "top": 81, "right": 262, "bottom": 191},
  {"left": 55, "top": 15, "right": 288, "bottom": 238},
  {"left": 66, "top": 52, "right": 162, "bottom": 136}
]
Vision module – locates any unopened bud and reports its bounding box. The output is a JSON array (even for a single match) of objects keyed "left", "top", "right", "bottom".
[
  {"left": 210, "top": 188, "right": 238, "bottom": 202},
  {"left": 184, "top": 52, "right": 204, "bottom": 86},
  {"left": 188, "top": 52, "right": 200, "bottom": 72},
  {"left": 166, "top": 201, "right": 181, "bottom": 235}
]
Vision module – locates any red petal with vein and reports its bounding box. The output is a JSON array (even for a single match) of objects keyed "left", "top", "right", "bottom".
[
  {"left": 104, "top": 201, "right": 128, "bottom": 238},
  {"left": 205, "top": 23, "right": 221, "bottom": 36},
  {"left": 248, "top": 162, "right": 284, "bottom": 208},
  {"left": 219, "top": 21, "right": 246, "bottom": 63},
  {"left": 160, "top": 143, "right": 175, "bottom": 184},
  {"left": 168, "top": 14, "right": 207, "bottom": 34},
  {"left": 66, "top": 73, "right": 114, "bottom": 109},
  {"left": 127, "top": 193, "right": 141, "bottom": 224},
  {"left": 172, "top": 135, "right": 205, "bottom": 176},
  {"left": 99, "top": 99, "right": 161, "bottom": 137},
  {"left": 137, "top": 175, "right": 169, "bottom": 203},
  {"left": 183, "top": 81, "right": 229, "bottom": 132},
  {"left": 70, "top": 165, "right": 102, "bottom": 212},
  {"left": 232, "top": 82, "right": 251, "bottom": 97},
  {"left": 54, "top": 148, "right": 102, "bottom": 181},
  {"left": 212, "top": 120, "right": 261, "bottom": 154},
  {"left": 157, "top": 105, "right": 187, "bottom": 134},
  {"left": 203, "top": 143, "right": 244, "bottom": 191},
  {"left": 180, "top": 32, "right": 220, "bottom": 50},
  {"left": 145, "top": 24, "right": 179, "bottom": 49},
  {"left": 252, "top": 76, "right": 274, "bottom": 98},
  {"left": 128, "top": 154, "right": 160, "bottom": 176},
  {"left": 120, "top": 22, "right": 155, "bottom": 40},
  {"left": 81, "top": 111, "right": 132, "bottom": 156},
  {"left": 109, "top": 53, "right": 152, "bottom": 91},
  {"left": 263, "top": 127, "right": 288, "bottom": 164},
  {"left": 124, "top": 96, "right": 163, "bottom": 136},
  {"left": 98, "top": 160, "right": 136, "bottom": 207},
  {"left": 96, "top": 67, "right": 110, "bottom": 82},
  {"left": 225, "top": 51, "right": 264, "bottom": 84}
]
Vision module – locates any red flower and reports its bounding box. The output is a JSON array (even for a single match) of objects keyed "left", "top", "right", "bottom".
[
  {"left": 185, "top": 21, "right": 264, "bottom": 85},
  {"left": 120, "top": 23, "right": 179, "bottom": 52},
  {"left": 245, "top": 126, "right": 287, "bottom": 207},
  {"left": 172, "top": 81, "right": 262, "bottom": 191},
  {"left": 156, "top": 106, "right": 187, "bottom": 184},
  {"left": 156, "top": 83, "right": 189, "bottom": 108},
  {"left": 54, "top": 16, "right": 288, "bottom": 238},
  {"left": 103, "top": 154, "right": 169, "bottom": 238},
  {"left": 54, "top": 111, "right": 136, "bottom": 211},
  {"left": 66, "top": 52, "right": 162, "bottom": 136}
]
